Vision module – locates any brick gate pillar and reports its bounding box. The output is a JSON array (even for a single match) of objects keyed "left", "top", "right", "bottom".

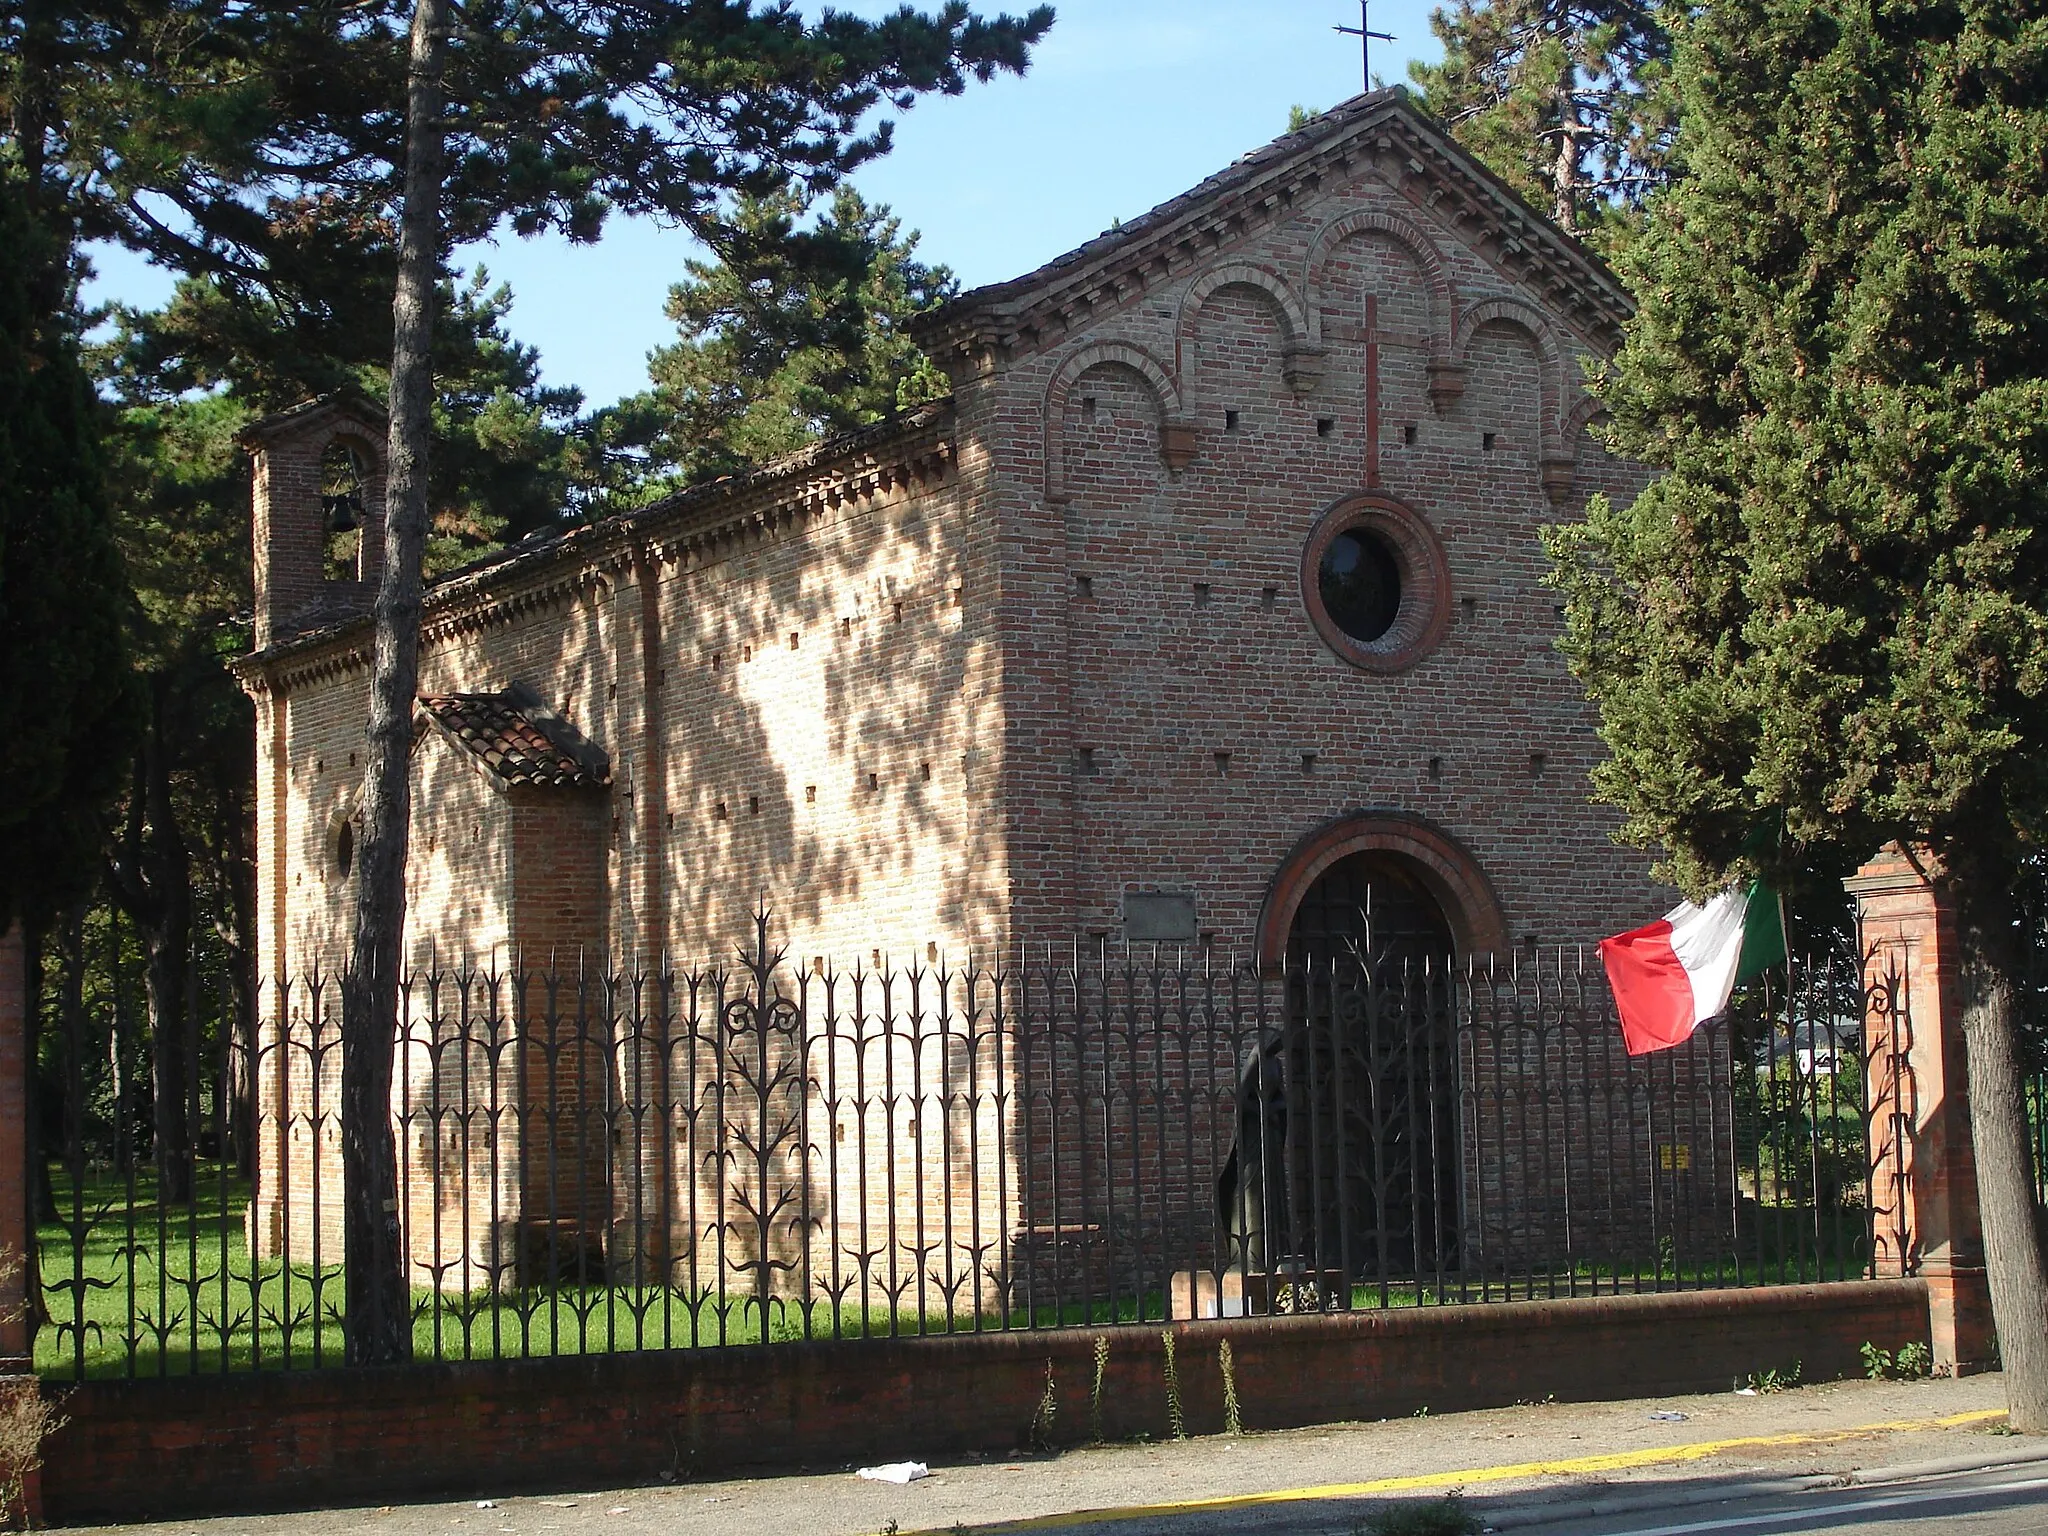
[{"left": 1843, "top": 846, "right": 1998, "bottom": 1375}]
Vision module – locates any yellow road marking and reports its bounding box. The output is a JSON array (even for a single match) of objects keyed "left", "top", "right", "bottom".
[{"left": 919, "top": 1408, "right": 2009, "bottom": 1533}]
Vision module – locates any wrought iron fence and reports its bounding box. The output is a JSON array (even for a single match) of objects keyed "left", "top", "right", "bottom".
[{"left": 39, "top": 916, "right": 1895, "bottom": 1380}]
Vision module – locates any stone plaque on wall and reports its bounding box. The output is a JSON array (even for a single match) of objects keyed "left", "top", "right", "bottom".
[{"left": 1123, "top": 890, "right": 1198, "bottom": 943}]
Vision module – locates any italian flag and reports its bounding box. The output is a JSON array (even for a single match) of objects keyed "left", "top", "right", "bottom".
[{"left": 1599, "top": 883, "right": 1786, "bottom": 1056}]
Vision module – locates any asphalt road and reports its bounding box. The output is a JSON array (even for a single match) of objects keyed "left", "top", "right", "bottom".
[
  {"left": 1511, "top": 1460, "right": 2048, "bottom": 1536},
  {"left": 1028, "top": 1458, "right": 2048, "bottom": 1534}
]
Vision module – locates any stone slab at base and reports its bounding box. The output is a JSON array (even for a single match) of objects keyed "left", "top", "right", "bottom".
[{"left": 1169, "top": 1269, "right": 1246, "bottom": 1320}]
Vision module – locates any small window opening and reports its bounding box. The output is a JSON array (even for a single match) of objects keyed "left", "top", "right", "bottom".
[
  {"left": 1081, "top": 396, "right": 1098, "bottom": 420},
  {"left": 1301, "top": 752, "right": 1319, "bottom": 775},
  {"left": 1193, "top": 583, "right": 1211, "bottom": 606},
  {"left": 711, "top": 652, "right": 723, "bottom": 670},
  {"left": 867, "top": 772, "right": 880, "bottom": 793},
  {"left": 1529, "top": 751, "right": 1549, "bottom": 777},
  {"left": 749, "top": 795, "right": 761, "bottom": 816},
  {"left": 1316, "top": 417, "right": 1335, "bottom": 438},
  {"left": 1077, "top": 747, "right": 1099, "bottom": 777},
  {"left": 1462, "top": 595, "right": 1478, "bottom": 622},
  {"left": 1214, "top": 751, "right": 1231, "bottom": 777},
  {"left": 1261, "top": 586, "right": 1278, "bottom": 609},
  {"left": 789, "top": 631, "right": 800, "bottom": 651},
  {"left": 319, "top": 442, "right": 367, "bottom": 582},
  {"left": 841, "top": 617, "right": 853, "bottom": 636},
  {"left": 714, "top": 801, "right": 729, "bottom": 820},
  {"left": 333, "top": 819, "right": 354, "bottom": 880},
  {"left": 920, "top": 761, "right": 932, "bottom": 782},
  {"left": 1428, "top": 755, "right": 1444, "bottom": 780},
  {"left": 1403, "top": 423, "right": 1418, "bottom": 447},
  {"left": 951, "top": 585, "right": 964, "bottom": 607},
  {"left": 893, "top": 602, "right": 904, "bottom": 624},
  {"left": 1224, "top": 409, "right": 1241, "bottom": 432},
  {"left": 1482, "top": 432, "right": 1497, "bottom": 452},
  {"left": 805, "top": 785, "right": 817, "bottom": 804},
  {"left": 1075, "top": 574, "right": 1094, "bottom": 598}
]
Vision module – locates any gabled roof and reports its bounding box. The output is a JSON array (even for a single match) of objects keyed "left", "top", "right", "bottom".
[
  {"left": 237, "top": 386, "right": 387, "bottom": 450},
  {"left": 419, "top": 688, "right": 610, "bottom": 791},
  {"left": 912, "top": 87, "right": 1632, "bottom": 362}
]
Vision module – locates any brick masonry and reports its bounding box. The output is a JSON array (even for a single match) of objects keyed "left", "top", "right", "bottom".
[
  {"left": 37, "top": 1280, "right": 1931, "bottom": 1524},
  {"left": 1845, "top": 847, "right": 1999, "bottom": 1375},
  {"left": 230, "top": 94, "right": 1680, "bottom": 1297}
]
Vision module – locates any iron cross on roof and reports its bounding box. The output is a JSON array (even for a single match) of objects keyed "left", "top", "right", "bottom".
[{"left": 1335, "top": 0, "right": 1395, "bottom": 89}]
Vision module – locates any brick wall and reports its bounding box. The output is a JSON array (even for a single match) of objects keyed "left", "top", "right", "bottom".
[
  {"left": 977, "top": 178, "right": 1664, "bottom": 956},
  {"left": 38, "top": 1280, "right": 1932, "bottom": 1524}
]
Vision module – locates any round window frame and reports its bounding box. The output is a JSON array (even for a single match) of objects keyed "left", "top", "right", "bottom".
[{"left": 1300, "top": 492, "right": 1452, "bottom": 673}]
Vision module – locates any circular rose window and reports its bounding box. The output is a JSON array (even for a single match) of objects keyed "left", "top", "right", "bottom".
[{"left": 1300, "top": 493, "right": 1451, "bottom": 672}]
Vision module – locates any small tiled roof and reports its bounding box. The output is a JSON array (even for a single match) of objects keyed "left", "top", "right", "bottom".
[{"left": 419, "top": 692, "right": 607, "bottom": 790}]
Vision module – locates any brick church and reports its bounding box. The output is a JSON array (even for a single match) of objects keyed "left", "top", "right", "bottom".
[
  {"left": 236, "top": 86, "right": 1661, "bottom": 985},
  {"left": 233, "top": 89, "right": 1684, "bottom": 1293}
]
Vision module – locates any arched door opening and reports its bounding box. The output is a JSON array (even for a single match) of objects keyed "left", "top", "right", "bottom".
[
  {"left": 1284, "top": 851, "right": 1455, "bottom": 969},
  {"left": 1223, "top": 850, "right": 1464, "bottom": 1296}
]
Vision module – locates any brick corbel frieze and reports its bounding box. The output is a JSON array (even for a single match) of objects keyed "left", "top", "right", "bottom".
[
  {"left": 919, "top": 97, "right": 1629, "bottom": 370},
  {"left": 232, "top": 412, "right": 957, "bottom": 700}
]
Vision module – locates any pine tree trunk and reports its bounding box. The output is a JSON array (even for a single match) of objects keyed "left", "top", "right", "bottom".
[
  {"left": 143, "top": 679, "right": 193, "bottom": 1207},
  {"left": 1552, "top": 52, "right": 1584, "bottom": 236},
  {"left": 106, "top": 682, "right": 196, "bottom": 1207},
  {"left": 339, "top": 0, "right": 446, "bottom": 1367},
  {"left": 1953, "top": 874, "right": 2048, "bottom": 1431},
  {"left": 143, "top": 879, "right": 192, "bottom": 1208}
]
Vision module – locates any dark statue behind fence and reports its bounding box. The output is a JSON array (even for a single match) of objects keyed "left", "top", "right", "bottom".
[{"left": 43, "top": 913, "right": 1904, "bottom": 1378}]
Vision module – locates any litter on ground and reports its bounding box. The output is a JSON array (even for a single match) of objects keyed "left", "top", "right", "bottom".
[{"left": 856, "top": 1462, "right": 931, "bottom": 1485}]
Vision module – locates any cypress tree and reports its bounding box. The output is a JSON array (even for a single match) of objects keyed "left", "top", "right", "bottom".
[
  {"left": 1548, "top": 0, "right": 2048, "bottom": 1425},
  {"left": 0, "top": 172, "right": 134, "bottom": 932}
]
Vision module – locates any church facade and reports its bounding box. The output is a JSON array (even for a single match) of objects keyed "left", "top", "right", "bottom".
[
  {"left": 238, "top": 88, "right": 1660, "bottom": 986},
  {"left": 234, "top": 89, "right": 1680, "bottom": 1291}
]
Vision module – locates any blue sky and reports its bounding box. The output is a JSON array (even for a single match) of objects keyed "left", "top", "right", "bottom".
[{"left": 83, "top": 1, "right": 1444, "bottom": 410}]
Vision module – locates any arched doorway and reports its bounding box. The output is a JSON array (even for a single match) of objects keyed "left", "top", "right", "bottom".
[
  {"left": 1284, "top": 850, "right": 1456, "bottom": 969},
  {"left": 1224, "top": 845, "right": 1467, "bottom": 1294}
]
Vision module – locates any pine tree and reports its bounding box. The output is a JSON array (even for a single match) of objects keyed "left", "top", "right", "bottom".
[
  {"left": 1410, "top": 0, "right": 1674, "bottom": 243},
  {"left": 619, "top": 186, "right": 956, "bottom": 495},
  {"left": 1547, "top": 0, "right": 2048, "bottom": 1427}
]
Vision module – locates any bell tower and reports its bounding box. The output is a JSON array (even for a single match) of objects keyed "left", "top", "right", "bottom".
[{"left": 241, "top": 391, "right": 389, "bottom": 648}]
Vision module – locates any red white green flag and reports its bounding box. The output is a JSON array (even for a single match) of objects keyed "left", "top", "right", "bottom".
[{"left": 1599, "top": 882, "right": 1786, "bottom": 1056}]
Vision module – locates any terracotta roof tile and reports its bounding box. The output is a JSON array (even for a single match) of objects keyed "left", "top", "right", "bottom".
[{"left": 419, "top": 692, "right": 607, "bottom": 791}]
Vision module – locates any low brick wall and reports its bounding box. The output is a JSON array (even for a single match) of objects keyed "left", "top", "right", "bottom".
[{"left": 40, "top": 1280, "right": 1928, "bottom": 1525}]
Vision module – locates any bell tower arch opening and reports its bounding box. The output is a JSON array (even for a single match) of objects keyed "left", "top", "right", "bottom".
[{"left": 319, "top": 438, "right": 370, "bottom": 583}]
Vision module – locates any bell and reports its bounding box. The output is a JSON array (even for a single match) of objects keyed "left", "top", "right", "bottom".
[{"left": 322, "top": 490, "right": 361, "bottom": 534}]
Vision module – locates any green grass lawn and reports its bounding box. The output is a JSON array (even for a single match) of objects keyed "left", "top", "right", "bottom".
[{"left": 34, "top": 1165, "right": 1874, "bottom": 1380}]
